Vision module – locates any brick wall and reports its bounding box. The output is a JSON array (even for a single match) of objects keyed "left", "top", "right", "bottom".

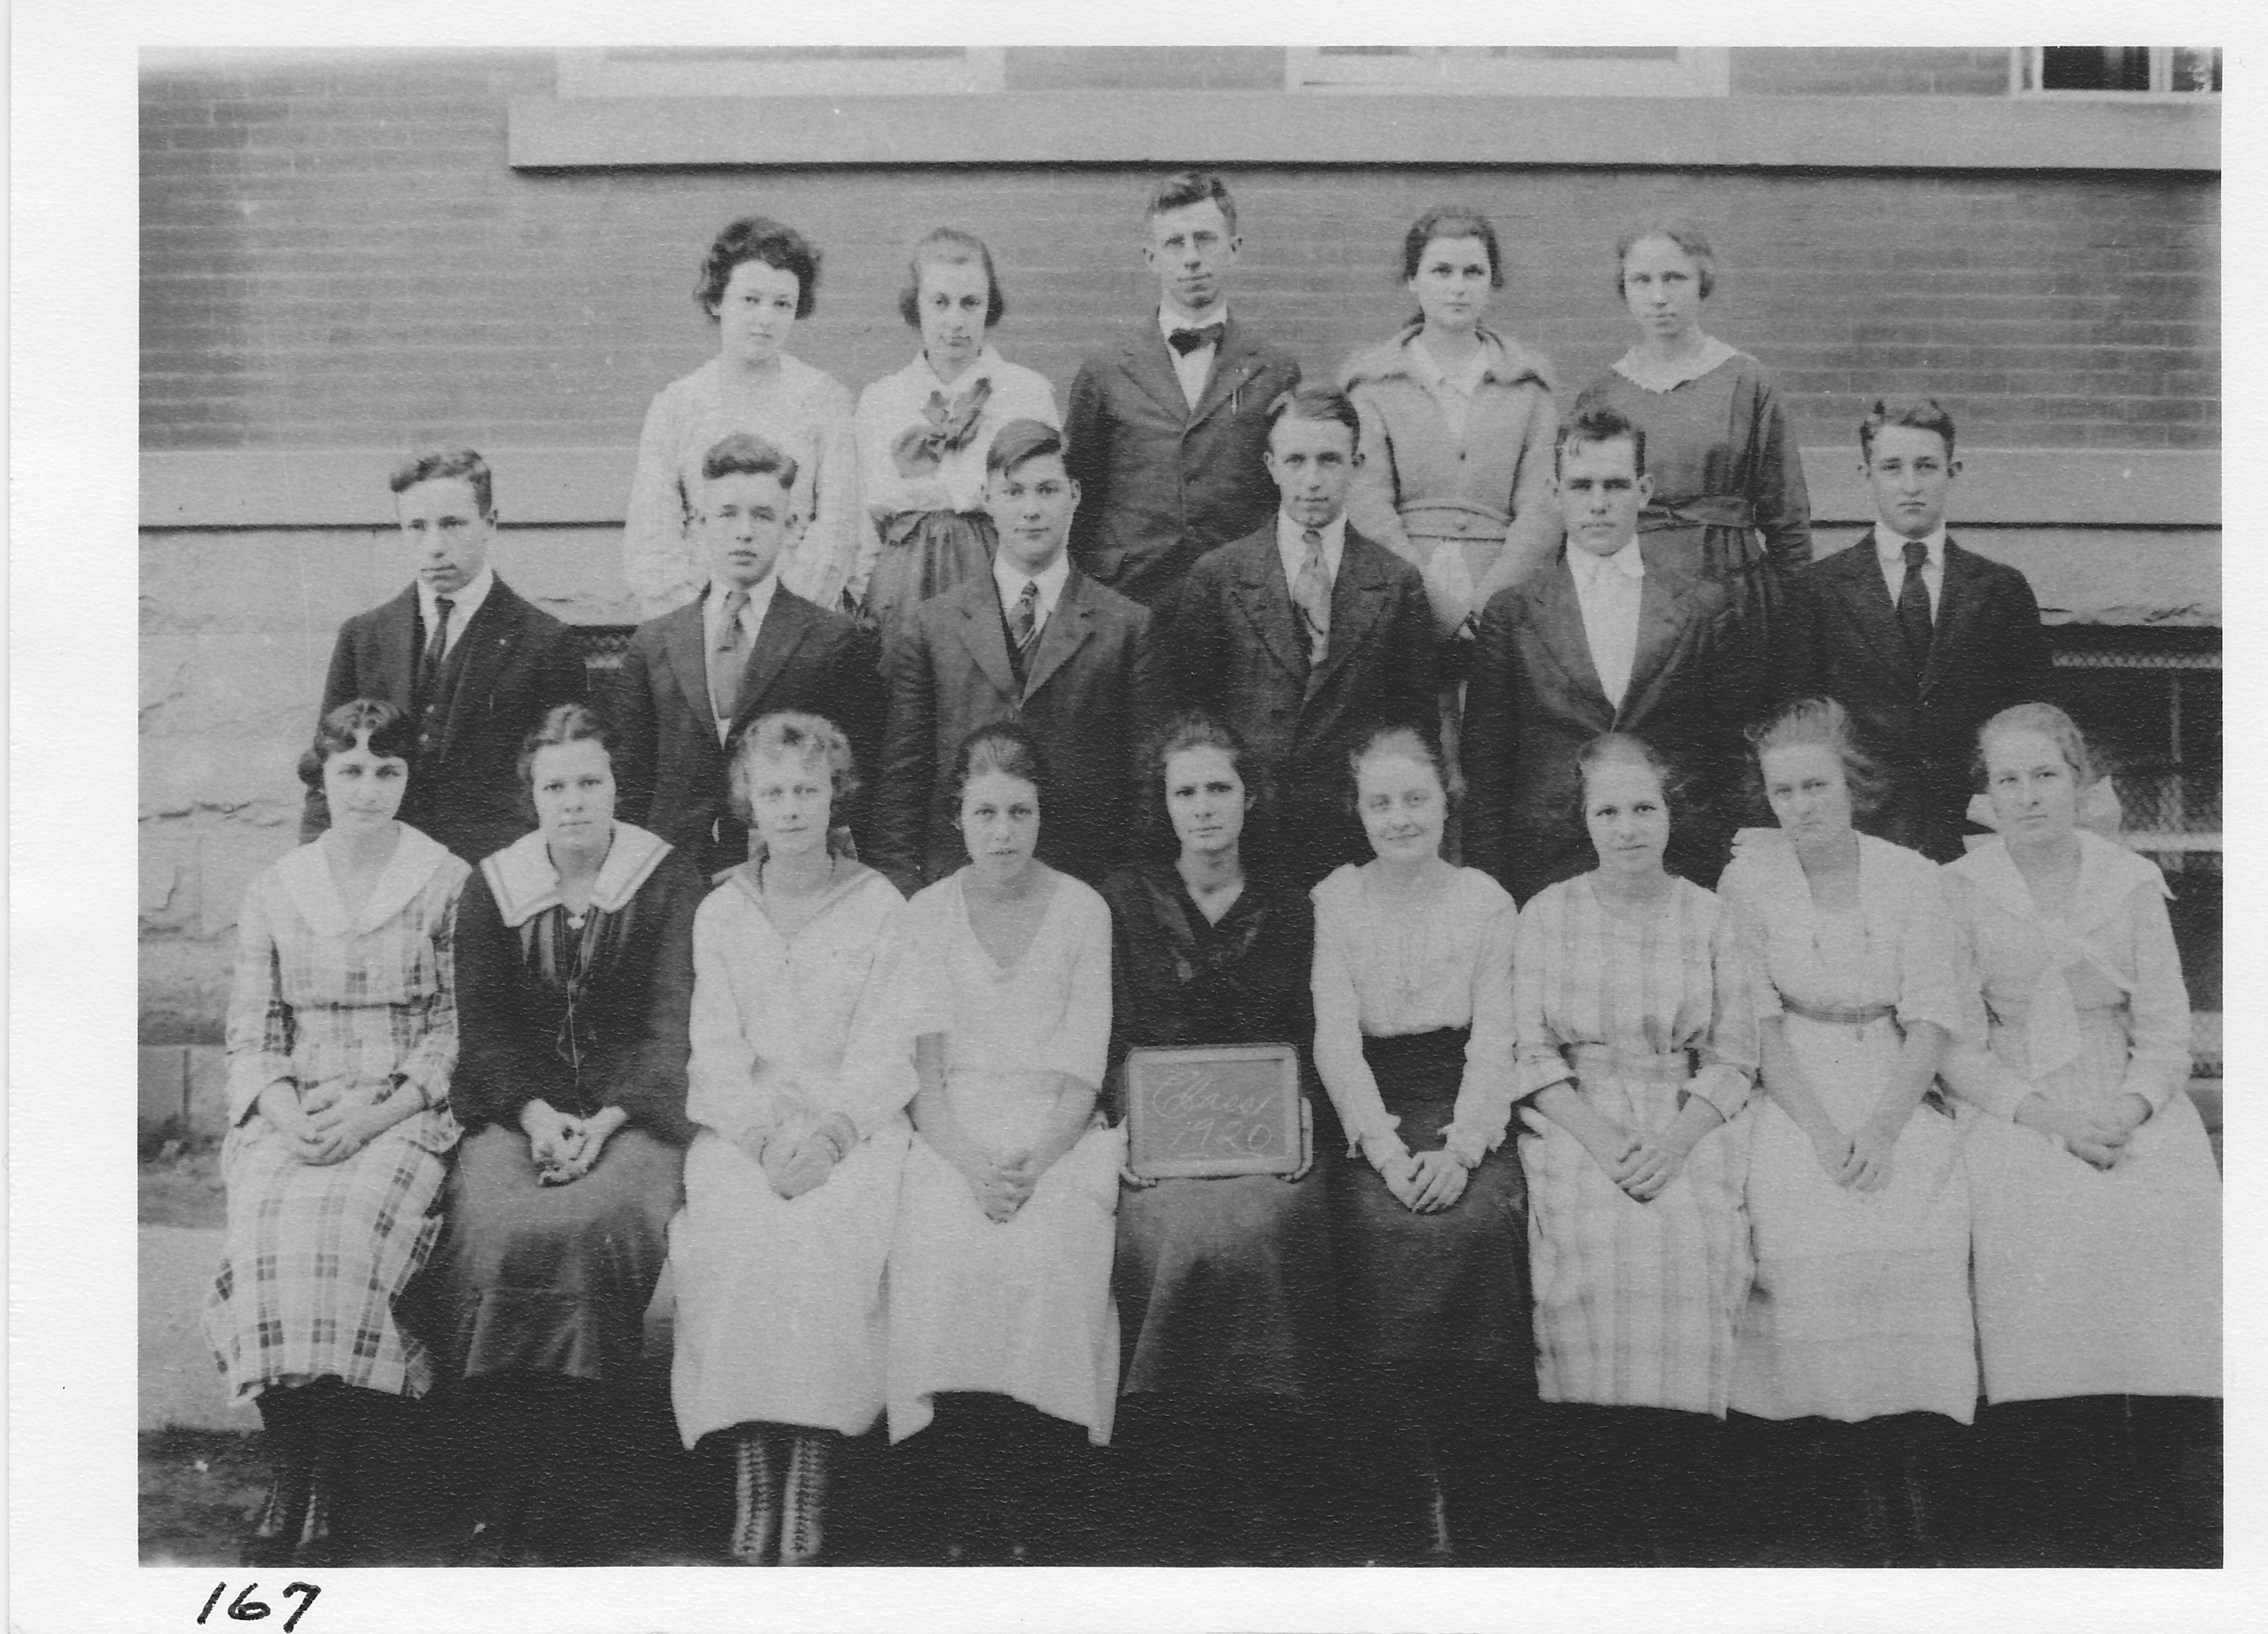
[
  {"left": 142, "top": 53, "right": 2218, "bottom": 458},
  {"left": 139, "top": 49, "right": 2220, "bottom": 1040}
]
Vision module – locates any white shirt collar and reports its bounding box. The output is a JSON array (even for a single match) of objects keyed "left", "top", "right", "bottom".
[
  {"left": 1568, "top": 536, "right": 1646, "bottom": 584},
  {"left": 1876, "top": 526, "right": 1946, "bottom": 570},
  {"left": 479, "top": 822, "right": 674, "bottom": 928},
  {"left": 1407, "top": 333, "right": 1490, "bottom": 400},
  {"left": 1276, "top": 511, "right": 1348, "bottom": 587},
  {"left": 705, "top": 570, "right": 779, "bottom": 645},
  {"left": 992, "top": 550, "right": 1071, "bottom": 620},
  {"left": 417, "top": 563, "right": 494, "bottom": 642},
  {"left": 1159, "top": 303, "right": 1229, "bottom": 342},
  {"left": 918, "top": 343, "right": 1003, "bottom": 391}
]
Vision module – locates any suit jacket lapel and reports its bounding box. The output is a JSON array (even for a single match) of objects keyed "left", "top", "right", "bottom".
[
  {"left": 1921, "top": 540, "right": 1981, "bottom": 697},
  {"left": 1188, "top": 315, "right": 1267, "bottom": 431},
  {"left": 732, "top": 588, "right": 812, "bottom": 730},
  {"left": 952, "top": 579, "right": 1020, "bottom": 701},
  {"left": 378, "top": 587, "right": 420, "bottom": 710},
  {"left": 1843, "top": 530, "right": 1916, "bottom": 688},
  {"left": 1120, "top": 330, "right": 1191, "bottom": 425},
  {"left": 665, "top": 595, "right": 715, "bottom": 724},
  {"left": 439, "top": 579, "right": 522, "bottom": 763},
  {"left": 1534, "top": 560, "right": 1611, "bottom": 718},
  {"left": 1614, "top": 563, "right": 1684, "bottom": 725},
  {"left": 1021, "top": 570, "right": 1097, "bottom": 701},
  {"left": 1228, "top": 537, "right": 1306, "bottom": 680}
]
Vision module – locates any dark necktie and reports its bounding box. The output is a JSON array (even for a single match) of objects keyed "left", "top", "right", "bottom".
[
  {"left": 709, "top": 587, "right": 750, "bottom": 722},
  {"left": 1896, "top": 540, "right": 1934, "bottom": 674},
  {"left": 422, "top": 597, "right": 455, "bottom": 688},
  {"left": 1167, "top": 323, "right": 1226, "bottom": 356},
  {"left": 1010, "top": 580, "right": 1041, "bottom": 670},
  {"left": 1292, "top": 529, "right": 1331, "bottom": 669}
]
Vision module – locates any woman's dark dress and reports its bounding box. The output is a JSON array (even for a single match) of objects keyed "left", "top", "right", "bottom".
[
  {"left": 1103, "top": 863, "right": 1339, "bottom": 1400},
  {"left": 436, "top": 825, "right": 701, "bottom": 1383}
]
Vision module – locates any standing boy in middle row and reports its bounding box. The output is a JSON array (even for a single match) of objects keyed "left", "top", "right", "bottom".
[{"left": 1169, "top": 386, "right": 1439, "bottom": 885}]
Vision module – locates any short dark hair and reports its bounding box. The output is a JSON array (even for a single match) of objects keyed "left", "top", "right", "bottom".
[
  {"left": 697, "top": 215, "right": 821, "bottom": 321},
  {"left": 1401, "top": 204, "right": 1503, "bottom": 289},
  {"left": 389, "top": 448, "right": 493, "bottom": 516},
  {"left": 985, "top": 417, "right": 1066, "bottom": 480},
  {"left": 897, "top": 227, "right": 1007, "bottom": 331},
  {"left": 1859, "top": 395, "right": 1959, "bottom": 463},
  {"left": 952, "top": 720, "right": 1051, "bottom": 811},
  {"left": 297, "top": 698, "right": 417, "bottom": 790},
  {"left": 729, "top": 709, "right": 861, "bottom": 821},
  {"left": 1575, "top": 732, "right": 1687, "bottom": 816},
  {"left": 1266, "top": 386, "right": 1362, "bottom": 446},
  {"left": 516, "top": 701, "right": 618, "bottom": 789},
  {"left": 700, "top": 430, "right": 799, "bottom": 489},
  {"left": 1145, "top": 170, "right": 1238, "bottom": 237},
  {"left": 1556, "top": 405, "right": 1647, "bottom": 478},
  {"left": 1142, "top": 710, "right": 1271, "bottom": 847},
  {"left": 1344, "top": 718, "right": 1464, "bottom": 821},
  {"left": 1613, "top": 220, "right": 1718, "bottom": 301},
  {"left": 1745, "top": 697, "right": 1891, "bottom": 823}
]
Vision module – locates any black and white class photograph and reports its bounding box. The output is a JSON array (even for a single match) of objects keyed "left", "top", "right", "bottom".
[{"left": 6, "top": 13, "right": 2242, "bottom": 1631}]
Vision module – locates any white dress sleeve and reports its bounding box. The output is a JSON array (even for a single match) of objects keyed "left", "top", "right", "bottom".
[
  {"left": 623, "top": 380, "right": 701, "bottom": 618},
  {"left": 1309, "top": 871, "right": 1405, "bottom": 1160},
  {"left": 1441, "top": 881, "right": 1520, "bottom": 1164}
]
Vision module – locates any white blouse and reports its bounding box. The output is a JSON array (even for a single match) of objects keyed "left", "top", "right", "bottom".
[{"left": 1310, "top": 863, "right": 1520, "bottom": 1165}]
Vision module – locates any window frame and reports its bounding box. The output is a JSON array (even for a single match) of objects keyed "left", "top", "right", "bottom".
[
  {"left": 2009, "top": 46, "right": 2221, "bottom": 100},
  {"left": 554, "top": 46, "right": 1007, "bottom": 99},
  {"left": 1283, "top": 46, "right": 1730, "bottom": 97}
]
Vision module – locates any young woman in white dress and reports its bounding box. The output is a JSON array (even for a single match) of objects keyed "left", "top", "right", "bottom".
[
  {"left": 1939, "top": 703, "right": 2219, "bottom": 1561},
  {"left": 1717, "top": 697, "right": 1973, "bottom": 1564},
  {"left": 1512, "top": 733, "right": 1755, "bottom": 1564},
  {"left": 883, "top": 721, "right": 1122, "bottom": 1562},
  {"left": 670, "top": 712, "right": 914, "bottom": 1565}
]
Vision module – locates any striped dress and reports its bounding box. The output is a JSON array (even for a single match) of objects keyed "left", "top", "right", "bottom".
[
  {"left": 204, "top": 826, "right": 468, "bottom": 1404},
  {"left": 1513, "top": 874, "right": 1756, "bottom": 1417}
]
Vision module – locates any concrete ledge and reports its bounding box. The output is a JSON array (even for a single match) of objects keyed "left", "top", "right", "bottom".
[
  {"left": 142, "top": 446, "right": 2221, "bottom": 531},
  {"left": 507, "top": 91, "right": 2218, "bottom": 174}
]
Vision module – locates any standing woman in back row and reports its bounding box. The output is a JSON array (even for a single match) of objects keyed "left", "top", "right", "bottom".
[
  {"left": 1575, "top": 222, "right": 1810, "bottom": 695},
  {"left": 1343, "top": 204, "right": 1561, "bottom": 650},
  {"left": 854, "top": 228, "right": 1059, "bottom": 635},
  {"left": 622, "top": 214, "right": 859, "bottom": 619}
]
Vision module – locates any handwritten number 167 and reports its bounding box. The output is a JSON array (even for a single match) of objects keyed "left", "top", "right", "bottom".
[{"left": 197, "top": 1582, "right": 320, "bottom": 1631}]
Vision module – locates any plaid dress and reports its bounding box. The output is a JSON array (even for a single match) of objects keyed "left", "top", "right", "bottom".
[
  {"left": 1513, "top": 875, "right": 1756, "bottom": 1417},
  {"left": 204, "top": 826, "right": 468, "bottom": 1404}
]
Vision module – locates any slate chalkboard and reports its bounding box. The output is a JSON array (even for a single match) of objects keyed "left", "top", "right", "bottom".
[{"left": 1124, "top": 1042, "right": 1304, "bottom": 1179}]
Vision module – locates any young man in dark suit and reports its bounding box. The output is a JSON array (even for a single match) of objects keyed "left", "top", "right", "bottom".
[
  {"left": 874, "top": 418, "right": 1165, "bottom": 896},
  {"left": 1062, "top": 170, "right": 1303, "bottom": 617},
  {"left": 1167, "top": 386, "right": 1438, "bottom": 885},
  {"left": 613, "top": 432, "right": 881, "bottom": 877},
  {"left": 1780, "top": 396, "right": 2052, "bottom": 862},
  {"left": 303, "top": 448, "right": 585, "bottom": 864},
  {"left": 1464, "top": 407, "right": 1749, "bottom": 903}
]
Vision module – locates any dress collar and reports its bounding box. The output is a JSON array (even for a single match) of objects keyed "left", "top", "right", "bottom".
[
  {"left": 912, "top": 344, "right": 1006, "bottom": 391},
  {"left": 479, "top": 822, "right": 673, "bottom": 927},
  {"left": 1348, "top": 323, "right": 1553, "bottom": 392},
  {"left": 1609, "top": 335, "right": 1739, "bottom": 395},
  {"left": 279, "top": 823, "right": 457, "bottom": 938}
]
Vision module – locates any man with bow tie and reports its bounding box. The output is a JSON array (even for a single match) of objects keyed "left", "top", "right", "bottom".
[{"left": 1062, "top": 170, "right": 1303, "bottom": 617}]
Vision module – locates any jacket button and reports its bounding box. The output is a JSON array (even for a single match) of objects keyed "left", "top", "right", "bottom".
[{"left": 1458, "top": 450, "right": 1468, "bottom": 462}]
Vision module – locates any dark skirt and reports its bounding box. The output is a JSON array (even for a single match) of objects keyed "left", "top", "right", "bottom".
[
  {"left": 434, "top": 1123, "right": 684, "bottom": 1383},
  {"left": 1639, "top": 518, "right": 1781, "bottom": 698},
  {"left": 1114, "top": 1128, "right": 1339, "bottom": 1400},
  {"left": 863, "top": 508, "right": 996, "bottom": 632},
  {"left": 1329, "top": 1030, "right": 1532, "bottom": 1380}
]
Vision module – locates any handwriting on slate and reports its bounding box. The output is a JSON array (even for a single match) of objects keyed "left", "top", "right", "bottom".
[
  {"left": 1142, "top": 1064, "right": 1282, "bottom": 1158},
  {"left": 196, "top": 1582, "right": 321, "bottom": 1632}
]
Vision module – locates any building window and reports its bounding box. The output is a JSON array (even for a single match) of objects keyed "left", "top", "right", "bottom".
[
  {"left": 554, "top": 47, "right": 1006, "bottom": 99},
  {"left": 1285, "top": 46, "right": 1729, "bottom": 97},
  {"left": 2015, "top": 47, "right": 2220, "bottom": 97}
]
